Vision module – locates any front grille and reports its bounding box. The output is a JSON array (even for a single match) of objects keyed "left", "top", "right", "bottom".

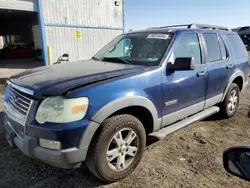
[
  {"left": 4, "top": 83, "right": 34, "bottom": 139},
  {"left": 8, "top": 87, "right": 32, "bottom": 117}
]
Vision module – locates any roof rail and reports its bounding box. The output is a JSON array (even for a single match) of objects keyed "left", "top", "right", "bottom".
[
  {"left": 189, "top": 23, "right": 231, "bottom": 31},
  {"left": 148, "top": 24, "right": 191, "bottom": 29},
  {"left": 149, "top": 23, "right": 232, "bottom": 31}
]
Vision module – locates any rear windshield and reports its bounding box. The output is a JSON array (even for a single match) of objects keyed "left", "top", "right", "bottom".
[{"left": 226, "top": 34, "right": 248, "bottom": 58}]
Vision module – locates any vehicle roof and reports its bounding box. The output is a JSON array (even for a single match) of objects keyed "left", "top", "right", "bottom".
[{"left": 128, "top": 28, "right": 236, "bottom": 35}]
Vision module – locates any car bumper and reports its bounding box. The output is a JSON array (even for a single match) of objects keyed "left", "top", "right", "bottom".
[{"left": 3, "top": 114, "right": 99, "bottom": 169}]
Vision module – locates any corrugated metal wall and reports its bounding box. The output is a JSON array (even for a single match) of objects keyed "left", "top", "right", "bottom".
[
  {"left": 42, "top": 0, "right": 123, "bottom": 28},
  {"left": 41, "top": 0, "right": 124, "bottom": 63},
  {"left": 45, "top": 27, "right": 122, "bottom": 62}
]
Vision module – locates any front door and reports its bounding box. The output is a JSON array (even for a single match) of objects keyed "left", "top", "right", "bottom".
[{"left": 162, "top": 32, "right": 208, "bottom": 126}]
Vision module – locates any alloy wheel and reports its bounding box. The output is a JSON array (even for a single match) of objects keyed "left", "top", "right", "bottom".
[
  {"left": 106, "top": 128, "right": 139, "bottom": 171},
  {"left": 228, "top": 90, "right": 238, "bottom": 114}
]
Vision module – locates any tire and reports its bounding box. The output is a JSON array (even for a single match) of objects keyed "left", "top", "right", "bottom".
[
  {"left": 220, "top": 83, "right": 240, "bottom": 118},
  {"left": 86, "top": 114, "right": 146, "bottom": 183}
]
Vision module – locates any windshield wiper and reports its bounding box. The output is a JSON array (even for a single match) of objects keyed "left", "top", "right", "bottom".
[
  {"left": 110, "top": 57, "right": 132, "bottom": 65},
  {"left": 91, "top": 57, "right": 99, "bottom": 61}
]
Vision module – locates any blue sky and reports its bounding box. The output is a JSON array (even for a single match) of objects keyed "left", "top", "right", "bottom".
[{"left": 124, "top": 0, "right": 250, "bottom": 31}]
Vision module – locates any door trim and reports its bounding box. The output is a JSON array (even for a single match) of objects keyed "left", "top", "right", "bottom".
[
  {"left": 204, "top": 93, "right": 223, "bottom": 109},
  {"left": 164, "top": 100, "right": 178, "bottom": 107},
  {"left": 162, "top": 93, "right": 223, "bottom": 127},
  {"left": 162, "top": 101, "right": 205, "bottom": 127}
]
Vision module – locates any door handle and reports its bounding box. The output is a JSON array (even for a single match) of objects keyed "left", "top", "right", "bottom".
[
  {"left": 226, "top": 64, "right": 234, "bottom": 69},
  {"left": 197, "top": 71, "right": 206, "bottom": 77}
]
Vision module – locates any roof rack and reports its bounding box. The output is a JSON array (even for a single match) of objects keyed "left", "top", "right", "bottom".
[{"left": 149, "top": 23, "right": 231, "bottom": 31}]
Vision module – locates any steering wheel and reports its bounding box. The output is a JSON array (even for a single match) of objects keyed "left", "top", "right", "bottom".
[{"left": 146, "top": 52, "right": 161, "bottom": 59}]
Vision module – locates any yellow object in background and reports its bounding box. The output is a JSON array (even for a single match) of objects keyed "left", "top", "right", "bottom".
[
  {"left": 47, "top": 46, "right": 52, "bottom": 65},
  {"left": 76, "top": 30, "right": 82, "bottom": 40}
]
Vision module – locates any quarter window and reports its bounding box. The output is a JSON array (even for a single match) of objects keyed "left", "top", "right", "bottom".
[
  {"left": 218, "top": 35, "right": 227, "bottom": 60},
  {"left": 226, "top": 34, "right": 248, "bottom": 58},
  {"left": 172, "top": 33, "right": 202, "bottom": 65},
  {"left": 203, "top": 33, "right": 221, "bottom": 62}
]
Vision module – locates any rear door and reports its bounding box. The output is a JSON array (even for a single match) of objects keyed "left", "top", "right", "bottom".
[{"left": 200, "top": 32, "right": 233, "bottom": 108}]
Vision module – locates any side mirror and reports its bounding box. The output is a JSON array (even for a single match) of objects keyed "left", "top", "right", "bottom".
[
  {"left": 223, "top": 146, "right": 250, "bottom": 182},
  {"left": 167, "top": 57, "right": 195, "bottom": 71},
  {"left": 55, "top": 53, "right": 69, "bottom": 64},
  {"left": 62, "top": 53, "right": 69, "bottom": 58}
]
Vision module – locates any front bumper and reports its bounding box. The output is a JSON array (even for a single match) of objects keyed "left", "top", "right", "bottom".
[{"left": 3, "top": 113, "right": 96, "bottom": 169}]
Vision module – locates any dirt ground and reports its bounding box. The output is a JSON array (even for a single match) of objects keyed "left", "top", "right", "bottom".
[{"left": 0, "top": 81, "right": 250, "bottom": 188}]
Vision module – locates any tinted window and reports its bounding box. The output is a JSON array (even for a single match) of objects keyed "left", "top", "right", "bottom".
[
  {"left": 226, "top": 34, "right": 248, "bottom": 58},
  {"left": 172, "top": 33, "right": 201, "bottom": 65},
  {"left": 203, "top": 33, "right": 221, "bottom": 62},
  {"left": 218, "top": 35, "right": 227, "bottom": 60}
]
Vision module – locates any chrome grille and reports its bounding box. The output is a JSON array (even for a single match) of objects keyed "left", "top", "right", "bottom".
[{"left": 8, "top": 87, "right": 32, "bottom": 117}]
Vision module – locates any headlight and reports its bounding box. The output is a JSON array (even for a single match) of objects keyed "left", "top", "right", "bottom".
[{"left": 35, "top": 96, "right": 89, "bottom": 124}]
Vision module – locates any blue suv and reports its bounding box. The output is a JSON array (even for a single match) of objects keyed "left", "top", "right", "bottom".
[{"left": 3, "top": 24, "right": 249, "bottom": 182}]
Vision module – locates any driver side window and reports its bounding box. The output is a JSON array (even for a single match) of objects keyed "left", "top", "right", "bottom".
[{"left": 172, "top": 33, "right": 202, "bottom": 65}]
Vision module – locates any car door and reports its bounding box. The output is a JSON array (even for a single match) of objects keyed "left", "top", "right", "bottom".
[
  {"left": 200, "top": 32, "right": 233, "bottom": 108},
  {"left": 161, "top": 32, "right": 208, "bottom": 126}
]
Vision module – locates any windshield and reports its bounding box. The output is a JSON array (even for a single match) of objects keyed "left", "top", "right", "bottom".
[{"left": 93, "top": 32, "right": 174, "bottom": 66}]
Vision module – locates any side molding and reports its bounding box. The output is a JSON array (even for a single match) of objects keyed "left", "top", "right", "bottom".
[
  {"left": 162, "top": 101, "right": 204, "bottom": 126},
  {"left": 204, "top": 94, "right": 223, "bottom": 109},
  {"left": 221, "top": 69, "right": 245, "bottom": 102},
  {"left": 91, "top": 96, "right": 161, "bottom": 131}
]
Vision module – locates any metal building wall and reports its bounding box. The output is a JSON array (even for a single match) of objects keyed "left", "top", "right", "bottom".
[{"left": 41, "top": 0, "right": 124, "bottom": 63}]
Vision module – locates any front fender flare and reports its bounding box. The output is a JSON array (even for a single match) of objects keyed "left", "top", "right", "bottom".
[
  {"left": 91, "top": 96, "right": 161, "bottom": 132},
  {"left": 78, "top": 96, "right": 161, "bottom": 158}
]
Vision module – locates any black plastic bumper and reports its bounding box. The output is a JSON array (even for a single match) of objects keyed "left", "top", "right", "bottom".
[{"left": 4, "top": 117, "right": 88, "bottom": 169}]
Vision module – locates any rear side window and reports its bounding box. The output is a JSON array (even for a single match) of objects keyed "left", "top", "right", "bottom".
[
  {"left": 218, "top": 35, "right": 227, "bottom": 60},
  {"left": 203, "top": 33, "right": 221, "bottom": 62},
  {"left": 226, "top": 34, "right": 248, "bottom": 58}
]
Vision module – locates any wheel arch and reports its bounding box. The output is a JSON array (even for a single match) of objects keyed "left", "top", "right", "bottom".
[
  {"left": 91, "top": 96, "right": 160, "bottom": 132},
  {"left": 78, "top": 96, "right": 161, "bottom": 154},
  {"left": 221, "top": 70, "right": 245, "bottom": 102}
]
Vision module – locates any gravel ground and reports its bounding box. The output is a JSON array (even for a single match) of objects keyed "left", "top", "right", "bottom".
[{"left": 0, "top": 81, "right": 250, "bottom": 188}]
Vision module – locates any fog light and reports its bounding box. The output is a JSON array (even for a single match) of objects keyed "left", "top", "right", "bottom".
[{"left": 39, "top": 139, "right": 61, "bottom": 150}]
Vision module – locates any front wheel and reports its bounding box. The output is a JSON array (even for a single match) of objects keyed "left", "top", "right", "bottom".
[
  {"left": 86, "top": 115, "right": 146, "bottom": 183},
  {"left": 220, "top": 83, "right": 240, "bottom": 118}
]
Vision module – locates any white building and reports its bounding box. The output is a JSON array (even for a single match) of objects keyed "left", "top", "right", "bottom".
[{"left": 0, "top": 0, "right": 124, "bottom": 68}]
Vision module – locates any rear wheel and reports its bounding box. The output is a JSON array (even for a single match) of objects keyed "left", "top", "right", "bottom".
[
  {"left": 86, "top": 115, "right": 146, "bottom": 183},
  {"left": 220, "top": 83, "right": 240, "bottom": 118}
]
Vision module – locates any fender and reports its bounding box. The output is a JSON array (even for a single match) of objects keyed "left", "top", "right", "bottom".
[
  {"left": 92, "top": 96, "right": 161, "bottom": 132},
  {"left": 77, "top": 96, "right": 161, "bottom": 155},
  {"left": 221, "top": 69, "right": 245, "bottom": 102}
]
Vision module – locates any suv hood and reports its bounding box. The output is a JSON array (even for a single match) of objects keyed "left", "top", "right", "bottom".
[{"left": 10, "top": 60, "right": 145, "bottom": 96}]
